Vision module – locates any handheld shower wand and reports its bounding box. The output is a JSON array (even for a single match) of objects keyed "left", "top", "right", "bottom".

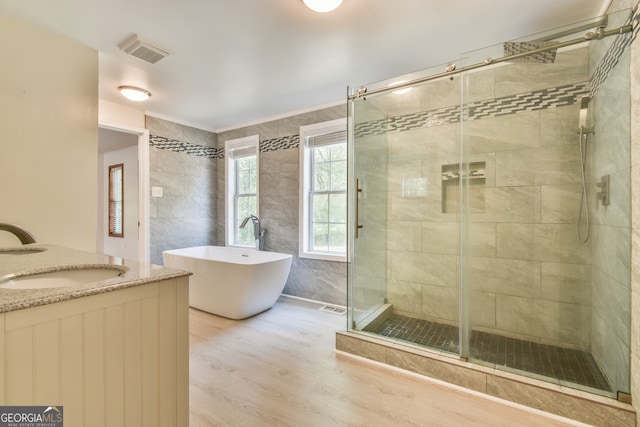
[
  {"left": 578, "top": 96, "right": 593, "bottom": 134},
  {"left": 577, "top": 96, "right": 593, "bottom": 243}
]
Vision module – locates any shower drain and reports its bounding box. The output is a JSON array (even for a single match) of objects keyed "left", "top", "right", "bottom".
[{"left": 319, "top": 305, "right": 346, "bottom": 315}]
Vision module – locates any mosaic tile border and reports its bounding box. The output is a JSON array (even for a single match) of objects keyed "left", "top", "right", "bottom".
[
  {"left": 150, "top": 134, "right": 300, "bottom": 158},
  {"left": 354, "top": 81, "right": 590, "bottom": 138},
  {"left": 260, "top": 135, "right": 300, "bottom": 152},
  {"left": 590, "top": 7, "right": 639, "bottom": 94},
  {"left": 149, "top": 135, "right": 222, "bottom": 159}
]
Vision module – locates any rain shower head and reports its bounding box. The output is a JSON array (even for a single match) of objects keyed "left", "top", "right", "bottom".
[
  {"left": 503, "top": 41, "right": 558, "bottom": 63},
  {"left": 503, "top": 16, "right": 608, "bottom": 64}
]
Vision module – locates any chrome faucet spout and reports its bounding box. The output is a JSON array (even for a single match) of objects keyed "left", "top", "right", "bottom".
[
  {"left": 0, "top": 223, "right": 37, "bottom": 245},
  {"left": 239, "top": 216, "right": 253, "bottom": 229},
  {"left": 239, "top": 215, "right": 264, "bottom": 250},
  {"left": 240, "top": 215, "right": 260, "bottom": 237}
]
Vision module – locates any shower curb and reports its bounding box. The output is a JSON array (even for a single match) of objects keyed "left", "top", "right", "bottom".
[{"left": 336, "top": 331, "right": 635, "bottom": 427}]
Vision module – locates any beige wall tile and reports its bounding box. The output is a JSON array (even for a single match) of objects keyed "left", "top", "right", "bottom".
[
  {"left": 496, "top": 295, "right": 590, "bottom": 349},
  {"left": 389, "top": 124, "right": 458, "bottom": 161},
  {"left": 469, "top": 222, "right": 497, "bottom": 257},
  {"left": 421, "top": 284, "right": 458, "bottom": 322},
  {"left": 592, "top": 270, "right": 631, "bottom": 347},
  {"left": 335, "top": 333, "right": 387, "bottom": 363},
  {"left": 486, "top": 375, "right": 635, "bottom": 426},
  {"left": 387, "top": 159, "right": 424, "bottom": 193},
  {"left": 471, "top": 291, "right": 497, "bottom": 329},
  {"left": 541, "top": 262, "right": 591, "bottom": 305},
  {"left": 465, "top": 110, "right": 540, "bottom": 154},
  {"left": 388, "top": 221, "right": 423, "bottom": 252},
  {"left": 497, "top": 223, "right": 591, "bottom": 264},
  {"left": 591, "top": 224, "right": 631, "bottom": 286},
  {"left": 495, "top": 145, "right": 581, "bottom": 187},
  {"left": 386, "top": 350, "right": 487, "bottom": 393},
  {"left": 472, "top": 186, "right": 541, "bottom": 223},
  {"left": 421, "top": 222, "right": 458, "bottom": 255},
  {"left": 463, "top": 68, "right": 495, "bottom": 103},
  {"left": 541, "top": 184, "right": 582, "bottom": 223},
  {"left": 471, "top": 257, "right": 541, "bottom": 298},
  {"left": 419, "top": 74, "right": 463, "bottom": 111},
  {"left": 390, "top": 251, "right": 457, "bottom": 287},
  {"left": 387, "top": 280, "right": 422, "bottom": 315},
  {"left": 540, "top": 104, "right": 581, "bottom": 146}
]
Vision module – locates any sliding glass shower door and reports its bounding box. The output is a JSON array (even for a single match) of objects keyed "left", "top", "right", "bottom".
[
  {"left": 347, "top": 9, "right": 633, "bottom": 398},
  {"left": 348, "top": 63, "right": 463, "bottom": 356}
]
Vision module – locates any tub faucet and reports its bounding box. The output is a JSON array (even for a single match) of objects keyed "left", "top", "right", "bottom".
[
  {"left": 0, "top": 223, "right": 37, "bottom": 244},
  {"left": 240, "top": 215, "right": 265, "bottom": 251}
]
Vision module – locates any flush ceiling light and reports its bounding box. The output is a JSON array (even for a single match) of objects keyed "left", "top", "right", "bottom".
[
  {"left": 118, "top": 85, "right": 151, "bottom": 102},
  {"left": 303, "top": 0, "right": 343, "bottom": 13}
]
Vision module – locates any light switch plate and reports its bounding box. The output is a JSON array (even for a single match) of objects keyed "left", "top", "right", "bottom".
[{"left": 151, "top": 186, "right": 163, "bottom": 197}]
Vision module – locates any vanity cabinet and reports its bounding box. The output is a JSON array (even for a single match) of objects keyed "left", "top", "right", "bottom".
[{"left": 0, "top": 277, "right": 189, "bottom": 427}]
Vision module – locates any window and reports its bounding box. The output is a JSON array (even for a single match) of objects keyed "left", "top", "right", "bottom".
[
  {"left": 299, "top": 119, "right": 347, "bottom": 261},
  {"left": 108, "top": 163, "right": 124, "bottom": 238},
  {"left": 225, "top": 135, "right": 259, "bottom": 247}
]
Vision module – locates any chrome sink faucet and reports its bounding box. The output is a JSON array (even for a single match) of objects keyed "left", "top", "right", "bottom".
[
  {"left": 239, "top": 215, "right": 265, "bottom": 251},
  {"left": 0, "top": 223, "right": 37, "bottom": 244}
]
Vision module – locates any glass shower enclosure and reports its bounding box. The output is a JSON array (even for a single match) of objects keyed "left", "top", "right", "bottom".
[{"left": 347, "top": 9, "right": 634, "bottom": 399}]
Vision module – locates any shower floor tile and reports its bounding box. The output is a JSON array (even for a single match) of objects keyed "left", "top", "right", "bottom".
[{"left": 374, "top": 314, "right": 611, "bottom": 392}]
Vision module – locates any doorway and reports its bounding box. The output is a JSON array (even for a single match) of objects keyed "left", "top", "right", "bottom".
[{"left": 97, "top": 122, "right": 150, "bottom": 262}]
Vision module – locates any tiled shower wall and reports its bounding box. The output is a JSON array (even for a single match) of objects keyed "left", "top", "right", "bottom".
[
  {"left": 146, "top": 116, "right": 218, "bottom": 265},
  {"left": 216, "top": 106, "right": 348, "bottom": 306},
  {"left": 357, "top": 45, "right": 595, "bottom": 350},
  {"left": 588, "top": 6, "right": 635, "bottom": 396}
]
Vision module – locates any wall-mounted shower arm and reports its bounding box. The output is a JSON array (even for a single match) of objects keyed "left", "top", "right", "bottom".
[{"left": 349, "top": 22, "right": 633, "bottom": 100}]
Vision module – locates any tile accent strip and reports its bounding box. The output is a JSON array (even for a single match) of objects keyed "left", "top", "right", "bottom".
[
  {"left": 590, "top": 7, "right": 639, "bottom": 94},
  {"left": 354, "top": 81, "right": 590, "bottom": 138},
  {"left": 149, "top": 135, "right": 223, "bottom": 159},
  {"left": 150, "top": 134, "right": 300, "bottom": 157},
  {"left": 260, "top": 135, "right": 300, "bottom": 152}
]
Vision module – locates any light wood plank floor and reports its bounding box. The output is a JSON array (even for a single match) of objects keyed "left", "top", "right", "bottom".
[{"left": 189, "top": 296, "right": 589, "bottom": 427}]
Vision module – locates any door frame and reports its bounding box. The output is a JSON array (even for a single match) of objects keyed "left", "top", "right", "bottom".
[{"left": 98, "top": 121, "right": 150, "bottom": 263}]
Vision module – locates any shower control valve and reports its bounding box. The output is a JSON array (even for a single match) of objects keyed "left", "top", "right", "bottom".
[{"left": 596, "top": 174, "right": 610, "bottom": 207}]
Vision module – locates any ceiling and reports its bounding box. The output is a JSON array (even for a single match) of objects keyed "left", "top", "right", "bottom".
[{"left": 0, "top": 0, "right": 608, "bottom": 132}]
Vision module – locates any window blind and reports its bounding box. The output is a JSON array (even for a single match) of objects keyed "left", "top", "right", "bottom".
[
  {"left": 108, "top": 164, "right": 124, "bottom": 238},
  {"left": 306, "top": 130, "right": 347, "bottom": 148},
  {"left": 228, "top": 145, "right": 257, "bottom": 159}
]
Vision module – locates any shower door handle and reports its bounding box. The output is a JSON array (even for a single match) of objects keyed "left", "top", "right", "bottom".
[{"left": 355, "top": 178, "right": 363, "bottom": 238}]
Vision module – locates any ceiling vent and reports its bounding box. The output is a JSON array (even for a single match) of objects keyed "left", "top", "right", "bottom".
[{"left": 118, "top": 34, "right": 172, "bottom": 64}]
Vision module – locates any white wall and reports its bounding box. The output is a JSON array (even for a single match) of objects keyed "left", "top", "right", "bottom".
[
  {"left": 99, "top": 99, "right": 145, "bottom": 129},
  {"left": 99, "top": 145, "right": 139, "bottom": 260},
  {"left": 0, "top": 12, "right": 98, "bottom": 250}
]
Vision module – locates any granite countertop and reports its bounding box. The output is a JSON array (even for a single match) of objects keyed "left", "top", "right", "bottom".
[{"left": 0, "top": 244, "right": 190, "bottom": 314}]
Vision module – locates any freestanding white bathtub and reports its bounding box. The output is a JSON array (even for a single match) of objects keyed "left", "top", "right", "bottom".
[{"left": 162, "top": 246, "right": 292, "bottom": 319}]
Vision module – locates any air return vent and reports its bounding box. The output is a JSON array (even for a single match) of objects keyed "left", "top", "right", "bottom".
[{"left": 118, "top": 34, "right": 172, "bottom": 64}]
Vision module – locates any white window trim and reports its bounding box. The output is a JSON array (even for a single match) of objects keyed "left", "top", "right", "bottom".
[
  {"left": 299, "top": 118, "right": 347, "bottom": 262},
  {"left": 225, "top": 134, "right": 260, "bottom": 248}
]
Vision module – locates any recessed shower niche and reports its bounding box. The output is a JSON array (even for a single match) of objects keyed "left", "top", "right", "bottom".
[{"left": 441, "top": 162, "right": 486, "bottom": 213}]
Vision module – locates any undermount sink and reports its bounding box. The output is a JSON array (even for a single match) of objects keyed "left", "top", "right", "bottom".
[
  {"left": 0, "top": 267, "right": 126, "bottom": 290},
  {"left": 0, "top": 247, "right": 47, "bottom": 255}
]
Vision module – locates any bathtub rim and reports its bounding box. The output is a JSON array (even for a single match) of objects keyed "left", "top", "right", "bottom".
[{"left": 162, "top": 245, "right": 292, "bottom": 266}]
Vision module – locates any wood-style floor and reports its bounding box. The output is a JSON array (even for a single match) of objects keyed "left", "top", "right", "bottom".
[{"left": 189, "top": 297, "right": 588, "bottom": 427}]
